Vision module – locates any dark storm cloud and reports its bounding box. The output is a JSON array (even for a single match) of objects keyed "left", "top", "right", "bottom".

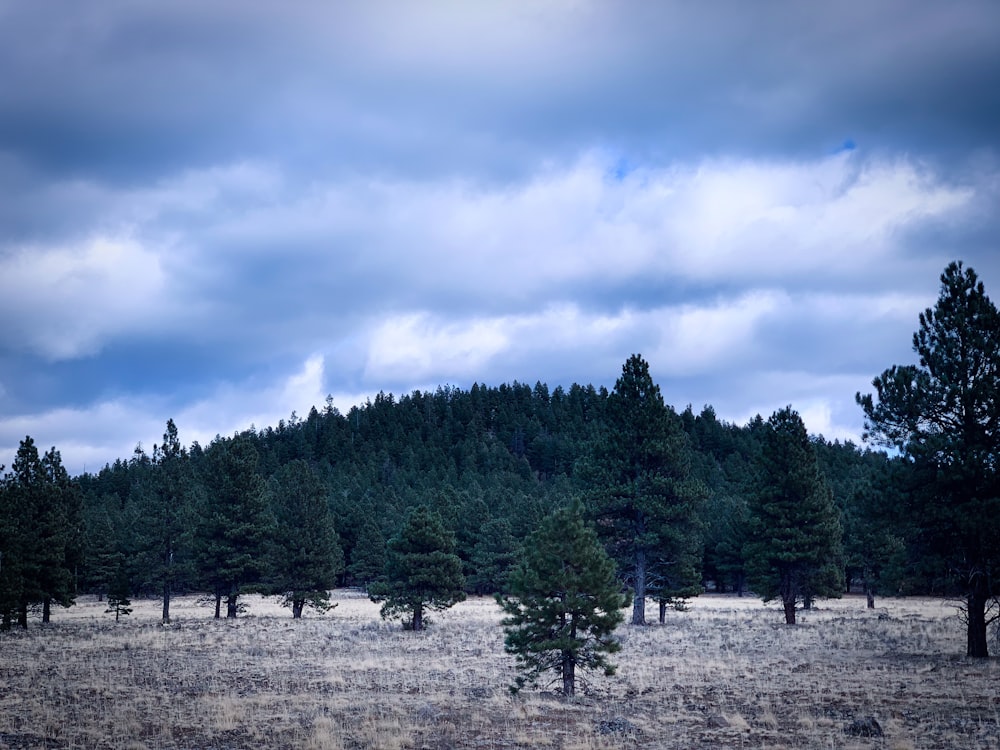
[
  {"left": 2, "top": 0, "right": 999, "bottom": 473},
  {"left": 2, "top": 1, "right": 998, "bottom": 184}
]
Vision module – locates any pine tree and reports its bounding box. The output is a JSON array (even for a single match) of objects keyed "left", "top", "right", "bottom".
[
  {"left": 347, "top": 517, "right": 386, "bottom": 589},
  {"left": 0, "top": 438, "right": 80, "bottom": 628},
  {"left": 81, "top": 492, "right": 128, "bottom": 602},
  {"left": 135, "top": 420, "right": 197, "bottom": 623},
  {"left": 195, "top": 436, "right": 272, "bottom": 618},
  {"left": 585, "top": 354, "right": 704, "bottom": 625},
  {"left": 744, "top": 408, "right": 843, "bottom": 624},
  {"left": 266, "top": 460, "right": 344, "bottom": 617},
  {"left": 468, "top": 517, "right": 519, "bottom": 595},
  {"left": 105, "top": 559, "right": 133, "bottom": 622},
  {"left": 368, "top": 505, "right": 465, "bottom": 631},
  {"left": 857, "top": 261, "right": 1000, "bottom": 657},
  {"left": 498, "top": 504, "right": 628, "bottom": 697}
]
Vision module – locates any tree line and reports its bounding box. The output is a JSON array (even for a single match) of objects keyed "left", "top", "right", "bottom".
[{"left": 1, "top": 261, "right": 997, "bottom": 670}]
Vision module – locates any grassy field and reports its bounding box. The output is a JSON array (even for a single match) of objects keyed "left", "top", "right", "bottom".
[{"left": 0, "top": 591, "right": 996, "bottom": 749}]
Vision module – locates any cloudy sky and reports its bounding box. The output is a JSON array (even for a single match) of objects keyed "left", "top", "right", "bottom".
[{"left": 2, "top": 1, "right": 999, "bottom": 475}]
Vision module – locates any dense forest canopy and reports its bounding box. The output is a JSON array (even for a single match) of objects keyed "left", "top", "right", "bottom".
[{"left": 2, "top": 375, "right": 890, "bottom": 616}]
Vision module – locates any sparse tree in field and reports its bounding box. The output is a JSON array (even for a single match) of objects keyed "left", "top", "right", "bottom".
[
  {"left": 497, "top": 504, "right": 628, "bottom": 697},
  {"left": 745, "top": 408, "right": 843, "bottom": 625},
  {"left": 265, "top": 460, "right": 344, "bottom": 617},
  {"left": 857, "top": 261, "right": 1000, "bottom": 657},
  {"left": 368, "top": 505, "right": 465, "bottom": 631},
  {"left": 105, "top": 559, "right": 133, "bottom": 622},
  {"left": 586, "top": 354, "right": 703, "bottom": 625}
]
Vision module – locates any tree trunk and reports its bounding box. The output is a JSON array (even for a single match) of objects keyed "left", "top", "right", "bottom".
[
  {"left": 214, "top": 592, "right": 222, "bottom": 620},
  {"left": 865, "top": 582, "right": 875, "bottom": 609},
  {"left": 1, "top": 611, "right": 10, "bottom": 631},
  {"left": 659, "top": 599, "right": 667, "bottom": 624},
  {"left": 162, "top": 581, "right": 171, "bottom": 624},
  {"left": 226, "top": 593, "right": 239, "bottom": 618},
  {"left": 561, "top": 651, "right": 575, "bottom": 697},
  {"left": 736, "top": 572, "right": 746, "bottom": 597},
  {"left": 783, "top": 597, "right": 796, "bottom": 625},
  {"left": 412, "top": 603, "right": 423, "bottom": 632},
  {"left": 18, "top": 602, "right": 28, "bottom": 629},
  {"left": 162, "top": 545, "right": 173, "bottom": 624},
  {"left": 292, "top": 599, "right": 304, "bottom": 619},
  {"left": 967, "top": 586, "right": 989, "bottom": 658},
  {"left": 42, "top": 598, "right": 51, "bottom": 623},
  {"left": 632, "top": 548, "right": 646, "bottom": 625}
]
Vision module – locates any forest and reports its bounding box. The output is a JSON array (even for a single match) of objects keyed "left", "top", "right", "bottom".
[{"left": 1, "top": 262, "right": 998, "bottom": 659}]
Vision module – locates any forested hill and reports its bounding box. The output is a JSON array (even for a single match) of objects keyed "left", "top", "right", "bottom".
[
  {"left": 6, "top": 262, "right": 997, "bottom": 658},
  {"left": 2, "top": 366, "right": 899, "bottom": 626}
]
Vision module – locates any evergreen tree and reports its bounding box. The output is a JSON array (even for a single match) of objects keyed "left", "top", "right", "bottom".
[
  {"left": 265, "top": 460, "right": 344, "bottom": 617},
  {"left": 135, "top": 420, "right": 197, "bottom": 623},
  {"left": 347, "top": 516, "right": 386, "bottom": 589},
  {"left": 745, "top": 408, "right": 843, "bottom": 624},
  {"left": 857, "top": 261, "right": 1000, "bottom": 657},
  {"left": 468, "top": 517, "right": 519, "bottom": 595},
  {"left": 0, "top": 465, "right": 24, "bottom": 629},
  {"left": 368, "top": 505, "right": 465, "bottom": 631},
  {"left": 585, "top": 354, "right": 703, "bottom": 625},
  {"left": 195, "top": 436, "right": 272, "bottom": 618},
  {"left": 81, "top": 492, "right": 129, "bottom": 602},
  {"left": 105, "top": 559, "right": 133, "bottom": 622},
  {"left": 498, "top": 504, "right": 628, "bottom": 697},
  {"left": 0, "top": 438, "right": 80, "bottom": 628}
]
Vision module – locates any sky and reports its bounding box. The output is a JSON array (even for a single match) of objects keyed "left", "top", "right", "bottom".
[{"left": 1, "top": 0, "right": 999, "bottom": 476}]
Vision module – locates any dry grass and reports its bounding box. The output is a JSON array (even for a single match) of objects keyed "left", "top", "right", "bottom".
[{"left": 0, "top": 592, "right": 997, "bottom": 749}]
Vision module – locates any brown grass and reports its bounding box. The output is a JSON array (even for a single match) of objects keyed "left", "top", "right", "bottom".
[{"left": 0, "top": 592, "right": 996, "bottom": 749}]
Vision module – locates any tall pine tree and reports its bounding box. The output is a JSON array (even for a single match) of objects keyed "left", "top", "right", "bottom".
[
  {"left": 858, "top": 261, "right": 1000, "bottom": 657},
  {"left": 136, "top": 420, "right": 197, "bottom": 623},
  {"left": 585, "top": 355, "right": 703, "bottom": 625},
  {"left": 265, "top": 460, "right": 344, "bottom": 617},
  {"left": 745, "top": 408, "right": 843, "bottom": 624},
  {"left": 195, "top": 436, "right": 272, "bottom": 618},
  {"left": 0, "top": 438, "right": 80, "bottom": 628}
]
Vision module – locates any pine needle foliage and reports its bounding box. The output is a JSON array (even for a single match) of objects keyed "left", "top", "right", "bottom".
[
  {"left": 857, "top": 261, "right": 1000, "bottom": 657},
  {"left": 368, "top": 505, "right": 465, "bottom": 631},
  {"left": 497, "top": 504, "right": 629, "bottom": 697},
  {"left": 745, "top": 407, "right": 843, "bottom": 624}
]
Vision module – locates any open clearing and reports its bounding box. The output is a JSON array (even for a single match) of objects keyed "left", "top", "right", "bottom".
[{"left": 0, "top": 592, "right": 997, "bottom": 749}]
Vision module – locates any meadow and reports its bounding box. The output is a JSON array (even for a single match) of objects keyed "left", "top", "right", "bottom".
[{"left": 0, "top": 592, "right": 996, "bottom": 749}]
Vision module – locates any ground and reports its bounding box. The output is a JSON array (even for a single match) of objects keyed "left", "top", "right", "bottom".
[{"left": 0, "top": 592, "right": 996, "bottom": 749}]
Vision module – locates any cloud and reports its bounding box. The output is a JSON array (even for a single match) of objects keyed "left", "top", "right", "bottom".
[
  {"left": 0, "top": 354, "right": 338, "bottom": 475},
  {"left": 1, "top": 0, "right": 998, "bottom": 473},
  {"left": 0, "top": 236, "right": 166, "bottom": 359},
  {"left": 2, "top": 2, "right": 997, "bottom": 183}
]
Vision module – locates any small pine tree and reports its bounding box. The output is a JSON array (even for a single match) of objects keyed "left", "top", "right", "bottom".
[
  {"left": 368, "top": 505, "right": 465, "bottom": 631},
  {"left": 497, "top": 505, "right": 629, "bottom": 697},
  {"left": 105, "top": 561, "right": 132, "bottom": 622}
]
